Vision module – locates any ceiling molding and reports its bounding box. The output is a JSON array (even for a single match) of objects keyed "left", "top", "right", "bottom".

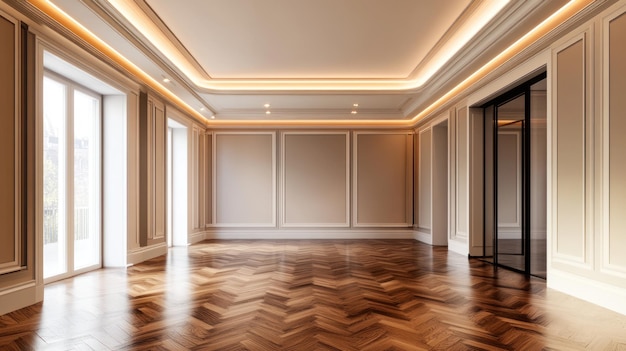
[
  {"left": 14, "top": 0, "right": 610, "bottom": 125},
  {"left": 101, "top": 0, "right": 510, "bottom": 91}
]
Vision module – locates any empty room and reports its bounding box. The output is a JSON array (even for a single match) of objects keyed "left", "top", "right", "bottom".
[{"left": 1, "top": 0, "right": 626, "bottom": 349}]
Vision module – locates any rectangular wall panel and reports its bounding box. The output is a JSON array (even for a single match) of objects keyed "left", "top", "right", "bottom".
[
  {"left": 456, "top": 108, "right": 468, "bottom": 237},
  {"left": 126, "top": 92, "right": 140, "bottom": 251},
  {"left": 283, "top": 132, "right": 349, "bottom": 227},
  {"left": 608, "top": 12, "right": 626, "bottom": 269},
  {"left": 0, "top": 13, "right": 18, "bottom": 273},
  {"left": 205, "top": 133, "right": 212, "bottom": 226},
  {"left": 432, "top": 122, "right": 449, "bottom": 246},
  {"left": 497, "top": 132, "right": 521, "bottom": 230},
  {"left": 191, "top": 127, "right": 203, "bottom": 230},
  {"left": 153, "top": 100, "right": 166, "bottom": 240},
  {"left": 418, "top": 128, "right": 432, "bottom": 231},
  {"left": 354, "top": 132, "right": 412, "bottom": 227},
  {"left": 555, "top": 38, "right": 586, "bottom": 259},
  {"left": 214, "top": 132, "right": 275, "bottom": 226}
]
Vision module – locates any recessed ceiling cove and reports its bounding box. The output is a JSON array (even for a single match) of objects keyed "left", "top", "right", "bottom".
[
  {"left": 144, "top": 0, "right": 470, "bottom": 79},
  {"left": 106, "top": 0, "right": 509, "bottom": 90}
]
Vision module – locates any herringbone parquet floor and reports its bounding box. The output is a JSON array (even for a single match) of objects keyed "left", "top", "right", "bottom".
[{"left": 1, "top": 240, "right": 625, "bottom": 350}]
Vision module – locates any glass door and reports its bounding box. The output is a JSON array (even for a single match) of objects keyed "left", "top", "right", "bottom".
[
  {"left": 43, "top": 73, "right": 101, "bottom": 282},
  {"left": 483, "top": 73, "right": 546, "bottom": 278},
  {"left": 495, "top": 95, "right": 526, "bottom": 272},
  {"left": 43, "top": 76, "right": 68, "bottom": 278}
]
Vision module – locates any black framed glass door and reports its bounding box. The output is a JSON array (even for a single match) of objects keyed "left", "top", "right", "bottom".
[{"left": 483, "top": 73, "right": 546, "bottom": 278}]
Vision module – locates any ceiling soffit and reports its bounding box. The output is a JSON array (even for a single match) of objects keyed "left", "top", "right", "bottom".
[
  {"left": 102, "top": 0, "right": 510, "bottom": 90},
  {"left": 21, "top": 0, "right": 597, "bottom": 124}
]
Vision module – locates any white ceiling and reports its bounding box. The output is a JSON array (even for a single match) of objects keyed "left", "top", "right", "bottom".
[
  {"left": 144, "top": 0, "right": 471, "bottom": 80},
  {"left": 41, "top": 0, "right": 568, "bottom": 122}
]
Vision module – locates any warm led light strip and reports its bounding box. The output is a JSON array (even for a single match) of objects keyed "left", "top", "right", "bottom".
[
  {"left": 105, "top": 0, "right": 508, "bottom": 91},
  {"left": 409, "top": 0, "right": 594, "bottom": 124},
  {"left": 28, "top": 0, "right": 210, "bottom": 123},
  {"left": 208, "top": 118, "right": 412, "bottom": 129}
]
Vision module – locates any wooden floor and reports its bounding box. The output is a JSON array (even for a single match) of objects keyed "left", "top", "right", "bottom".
[{"left": 1, "top": 240, "right": 626, "bottom": 350}]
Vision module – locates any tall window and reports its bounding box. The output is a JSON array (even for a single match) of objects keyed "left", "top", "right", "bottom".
[{"left": 43, "top": 73, "right": 101, "bottom": 281}]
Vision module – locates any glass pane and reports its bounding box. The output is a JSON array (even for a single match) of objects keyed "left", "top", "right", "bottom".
[
  {"left": 496, "top": 94, "right": 525, "bottom": 272},
  {"left": 43, "top": 77, "right": 68, "bottom": 279},
  {"left": 530, "top": 79, "right": 547, "bottom": 278},
  {"left": 73, "top": 90, "right": 100, "bottom": 270},
  {"left": 484, "top": 106, "right": 494, "bottom": 259}
]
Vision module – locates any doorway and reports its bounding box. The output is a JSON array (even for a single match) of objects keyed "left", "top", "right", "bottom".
[
  {"left": 167, "top": 118, "right": 189, "bottom": 247},
  {"left": 483, "top": 73, "right": 547, "bottom": 278}
]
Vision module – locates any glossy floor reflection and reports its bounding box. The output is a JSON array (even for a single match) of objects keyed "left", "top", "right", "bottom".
[{"left": 1, "top": 240, "right": 625, "bottom": 350}]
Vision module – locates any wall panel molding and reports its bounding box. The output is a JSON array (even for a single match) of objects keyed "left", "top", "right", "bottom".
[
  {"left": 417, "top": 126, "right": 432, "bottom": 232},
  {"left": 352, "top": 131, "right": 413, "bottom": 227},
  {"left": 602, "top": 5, "right": 626, "bottom": 278},
  {"left": 0, "top": 10, "right": 21, "bottom": 275},
  {"left": 552, "top": 29, "right": 593, "bottom": 267},
  {"left": 455, "top": 107, "right": 469, "bottom": 239},
  {"left": 204, "top": 131, "right": 212, "bottom": 227},
  {"left": 213, "top": 131, "right": 276, "bottom": 227},
  {"left": 281, "top": 131, "right": 350, "bottom": 227}
]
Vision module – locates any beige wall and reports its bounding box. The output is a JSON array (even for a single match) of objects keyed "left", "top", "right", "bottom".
[
  {"left": 543, "top": 3, "right": 626, "bottom": 315},
  {"left": 607, "top": 11, "right": 626, "bottom": 271},
  {"left": 555, "top": 38, "right": 587, "bottom": 260},
  {"left": 0, "top": 11, "right": 39, "bottom": 316},
  {"left": 416, "top": 119, "right": 449, "bottom": 246},
  {"left": 354, "top": 132, "right": 413, "bottom": 227},
  {"left": 138, "top": 93, "right": 167, "bottom": 247},
  {"left": 417, "top": 128, "right": 432, "bottom": 231},
  {"left": 0, "top": 12, "right": 16, "bottom": 270},
  {"left": 207, "top": 130, "right": 414, "bottom": 232},
  {"left": 214, "top": 132, "right": 276, "bottom": 226},
  {"left": 283, "top": 132, "right": 349, "bottom": 227}
]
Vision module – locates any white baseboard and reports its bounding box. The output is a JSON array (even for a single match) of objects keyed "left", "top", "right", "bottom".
[
  {"left": 127, "top": 242, "right": 168, "bottom": 265},
  {"left": 189, "top": 231, "right": 205, "bottom": 244},
  {"left": 0, "top": 281, "right": 43, "bottom": 316},
  {"left": 204, "top": 229, "right": 415, "bottom": 240},
  {"left": 448, "top": 238, "right": 468, "bottom": 256},
  {"left": 414, "top": 230, "right": 433, "bottom": 245},
  {"left": 548, "top": 269, "right": 626, "bottom": 316}
]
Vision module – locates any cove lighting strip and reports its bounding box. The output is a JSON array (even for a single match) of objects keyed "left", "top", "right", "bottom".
[
  {"left": 29, "top": 0, "right": 594, "bottom": 127},
  {"left": 29, "top": 0, "right": 210, "bottom": 123}
]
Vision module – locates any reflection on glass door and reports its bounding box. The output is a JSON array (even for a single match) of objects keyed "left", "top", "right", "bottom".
[
  {"left": 496, "top": 96, "right": 525, "bottom": 272},
  {"left": 483, "top": 73, "right": 547, "bottom": 278},
  {"left": 43, "top": 73, "right": 101, "bottom": 281}
]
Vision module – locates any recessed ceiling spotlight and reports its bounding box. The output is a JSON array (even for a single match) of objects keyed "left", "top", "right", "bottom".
[
  {"left": 353, "top": 103, "right": 359, "bottom": 107},
  {"left": 163, "top": 77, "right": 170, "bottom": 83},
  {"left": 266, "top": 110, "right": 271, "bottom": 115},
  {"left": 264, "top": 103, "right": 271, "bottom": 108},
  {"left": 351, "top": 110, "right": 358, "bottom": 115},
  {"left": 210, "top": 115, "right": 215, "bottom": 119},
  {"left": 200, "top": 107, "right": 206, "bottom": 111}
]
